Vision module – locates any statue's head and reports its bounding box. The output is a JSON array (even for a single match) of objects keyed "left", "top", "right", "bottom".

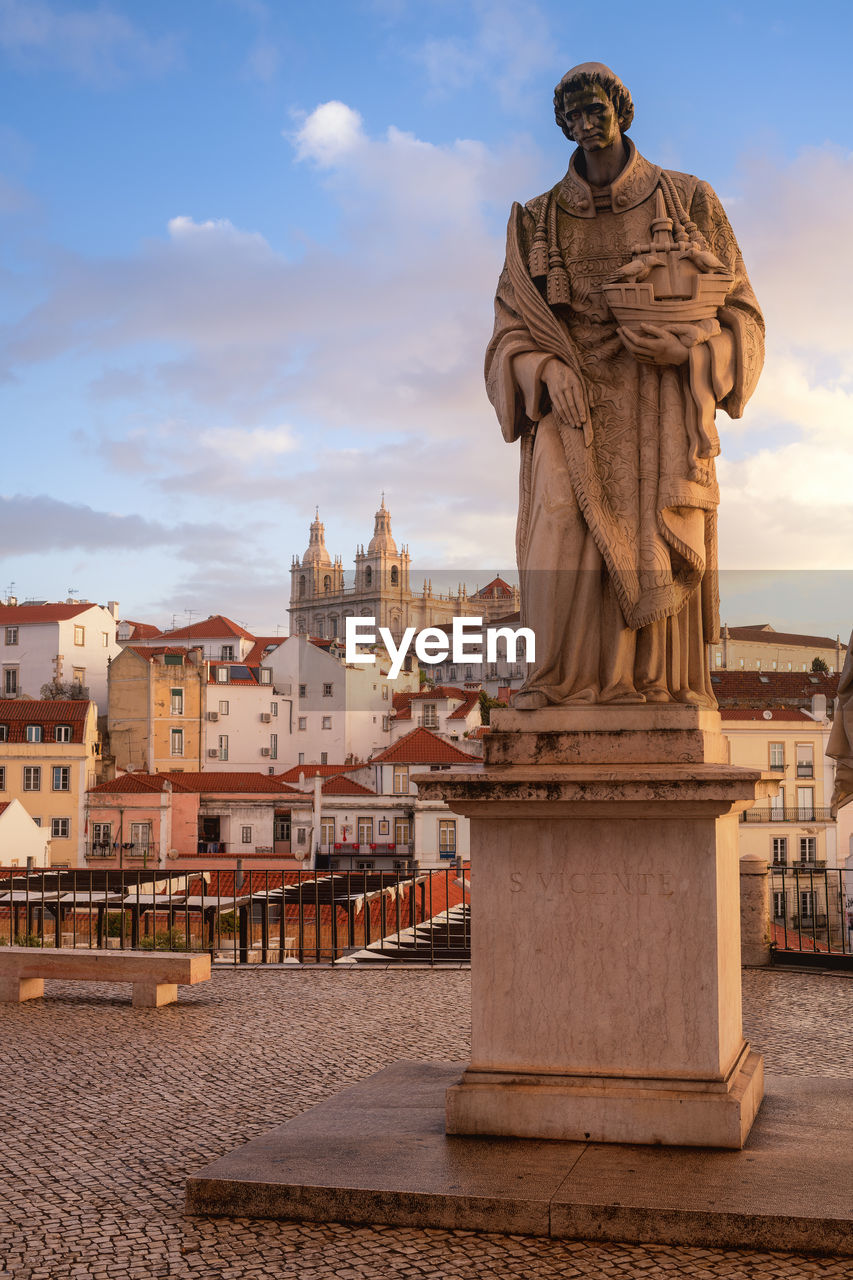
[{"left": 554, "top": 63, "right": 633, "bottom": 147}]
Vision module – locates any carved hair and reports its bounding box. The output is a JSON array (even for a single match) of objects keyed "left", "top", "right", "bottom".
[{"left": 553, "top": 63, "right": 634, "bottom": 142}]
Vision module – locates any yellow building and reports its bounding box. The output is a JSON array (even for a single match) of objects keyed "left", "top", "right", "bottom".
[
  {"left": 108, "top": 646, "right": 207, "bottom": 774},
  {"left": 711, "top": 624, "right": 844, "bottom": 674},
  {"left": 0, "top": 699, "right": 101, "bottom": 867}
]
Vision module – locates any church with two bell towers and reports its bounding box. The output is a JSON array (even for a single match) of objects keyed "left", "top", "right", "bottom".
[{"left": 288, "top": 499, "right": 519, "bottom": 642}]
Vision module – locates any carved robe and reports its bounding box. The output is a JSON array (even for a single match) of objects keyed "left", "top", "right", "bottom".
[
  {"left": 828, "top": 630, "right": 853, "bottom": 813},
  {"left": 486, "top": 140, "right": 764, "bottom": 705}
]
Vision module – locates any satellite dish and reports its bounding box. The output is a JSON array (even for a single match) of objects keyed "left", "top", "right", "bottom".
[{"left": 762, "top": 710, "right": 772, "bottom": 720}]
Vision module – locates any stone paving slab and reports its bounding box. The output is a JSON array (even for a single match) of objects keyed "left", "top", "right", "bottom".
[
  {"left": 186, "top": 1060, "right": 853, "bottom": 1255},
  {"left": 3, "top": 966, "right": 853, "bottom": 1278}
]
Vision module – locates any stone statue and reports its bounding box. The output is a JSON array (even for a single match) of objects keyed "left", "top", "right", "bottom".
[
  {"left": 486, "top": 63, "right": 764, "bottom": 708},
  {"left": 828, "top": 630, "right": 853, "bottom": 813}
]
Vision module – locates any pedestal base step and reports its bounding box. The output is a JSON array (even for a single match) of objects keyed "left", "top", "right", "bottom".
[
  {"left": 186, "top": 1061, "right": 853, "bottom": 1256},
  {"left": 446, "top": 1048, "right": 763, "bottom": 1149}
]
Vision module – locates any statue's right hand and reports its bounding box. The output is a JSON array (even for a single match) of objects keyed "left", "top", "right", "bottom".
[{"left": 542, "top": 358, "right": 587, "bottom": 430}]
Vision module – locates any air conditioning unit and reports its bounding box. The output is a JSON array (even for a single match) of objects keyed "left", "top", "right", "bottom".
[
  {"left": 206, "top": 711, "right": 219, "bottom": 721},
  {"left": 260, "top": 713, "right": 272, "bottom": 723},
  {"left": 207, "top": 748, "right": 218, "bottom": 758},
  {"left": 260, "top": 747, "right": 271, "bottom": 757}
]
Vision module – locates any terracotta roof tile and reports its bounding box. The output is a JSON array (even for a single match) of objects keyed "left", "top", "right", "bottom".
[
  {"left": 277, "top": 763, "right": 364, "bottom": 782},
  {"left": 88, "top": 774, "right": 172, "bottom": 795},
  {"left": 471, "top": 576, "right": 516, "bottom": 599},
  {"left": 370, "top": 726, "right": 479, "bottom": 765},
  {"left": 87, "top": 771, "right": 298, "bottom": 796},
  {"left": 153, "top": 615, "right": 256, "bottom": 642},
  {"left": 0, "top": 802, "right": 10, "bottom": 816},
  {"left": 711, "top": 671, "right": 839, "bottom": 704},
  {"left": 0, "top": 602, "right": 93, "bottom": 624},
  {"left": 448, "top": 693, "right": 481, "bottom": 720},
  {"left": 725, "top": 625, "right": 840, "bottom": 649},
  {"left": 121, "top": 621, "right": 160, "bottom": 638},
  {"left": 718, "top": 708, "right": 815, "bottom": 722},
  {"left": 321, "top": 776, "right": 374, "bottom": 795},
  {"left": 0, "top": 699, "right": 91, "bottom": 743},
  {"left": 243, "top": 637, "right": 286, "bottom": 666}
]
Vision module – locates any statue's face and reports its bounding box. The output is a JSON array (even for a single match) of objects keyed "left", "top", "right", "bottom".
[{"left": 561, "top": 84, "right": 620, "bottom": 151}]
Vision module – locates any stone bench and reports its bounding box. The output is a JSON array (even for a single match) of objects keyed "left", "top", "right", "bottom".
[{"left": 0, "top": 947, "right": 211, "bottom": 1008}]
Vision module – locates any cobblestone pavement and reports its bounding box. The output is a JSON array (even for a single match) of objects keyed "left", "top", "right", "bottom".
[{"left": 1, "top": 966, "right": 851, "bottom": 1279}]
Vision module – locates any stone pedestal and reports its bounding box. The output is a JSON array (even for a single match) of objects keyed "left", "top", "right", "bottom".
[{"left": 414, "top": 706, "right": 778, "bottom": 1150}]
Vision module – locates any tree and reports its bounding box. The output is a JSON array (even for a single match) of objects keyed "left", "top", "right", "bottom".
[
  {"left": 40, "top": 678, "right": 90, "bottom": 700},
  {"left": 478, "top": 689, "right": 503, "bottom": 725},
  {"left": 811, "top": 657, "right": 829, "bottom": 674}
]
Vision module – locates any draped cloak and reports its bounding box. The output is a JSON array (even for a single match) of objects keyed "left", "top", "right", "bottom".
[
  {"left": 486, "top": 139, "right": 765, "bottom": 704},
  {"left": 828, "top": 630, "right": 853, "bottom": 814}
]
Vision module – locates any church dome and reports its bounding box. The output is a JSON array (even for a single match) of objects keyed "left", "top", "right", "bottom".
[
  {"left": 368, "top": 497, "right": 397, "bottom": 555},
  {"left": 302, "top": 510, "right": 332, "bottom": 567}
]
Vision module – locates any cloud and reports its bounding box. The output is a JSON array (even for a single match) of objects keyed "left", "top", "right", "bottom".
[
  {"left": 293, "top": 101, "right": 366, "bottom": 166},
  {"left": 0, "top": 0, "right": 179, "bottom": 85},
  {"left": 0, "top": 493, "right": 223, "bottom": 556}
]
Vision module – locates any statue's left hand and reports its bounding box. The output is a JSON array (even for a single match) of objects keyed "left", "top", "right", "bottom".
[{"left": 618, "top": 322, "right": 697, "bottom": 366}]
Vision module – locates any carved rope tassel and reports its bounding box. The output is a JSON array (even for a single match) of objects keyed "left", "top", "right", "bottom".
[
  {"left": 528, "top": 196, "right": 549, "bottom": 278},
  {"left": 546, "top": 195, "right": 571, "bottom": 306}
]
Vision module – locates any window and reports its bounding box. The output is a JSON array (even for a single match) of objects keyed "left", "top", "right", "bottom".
[
  {"left": 298, "top": 717, "right": 307, "bottom": 731},
  {"left": 51, "top": 817, "right": 70, "bottom": 838},
  {"left": 422, "top": 703, "right": 438, "bottom": 728},
  {"left": 382, "top": 715, "right": 389, "bottom": 732},
  {"left": 241, "top": 826, "right": 252, "bottom": 844},
  {"left": 393, "top": 765, "right": 409, "bottom": 794},
  {"left": 395, "top": 818, "right": 411, "bottom": 847},
  {"left": 72, "top": 667, "right": 85, "bottom": 687},
  {"left": 323, "top": 683, "right": 333, "bottom": 697},
  {"left": 298, "top": 752, "right": 305, "bottom": 765},
  {"left": 270, "top": 702, "right": 278, "bottom": 716},
  {"left": 3, "top": 668, "right": 17, "bottom": 695},
  {"left": 91, "top": 822, "right": 111, "bottom": 848},
  {"left": 321, "top": 715, "right": 332, "bottom": 730},
  {"left": 382, "top": 685, "right": 388, "bottom": 700},
  {"left": 270, "top": 733, "right": 277, "bottom": 760},
  {"left": 320, "top": 818, "right": 335, "bottom": 846},
  {"left": 218, "top": 734, "right": 229, "bottom": 761},
  {"left": 796, "top": 743, "right": 814, "bottom": 778},
  {"left": 221, "top": 645, "right": 234, "bottom": 660},
  {"left": 799, "top": 836, "right": 817, "bottom": 864},
  {"left": 5, "top": 627, "right": 18, "bottom": 645},
  {"left": 54, "top": 725, "right": 72, "bottom": 743},
  {"left": 797, "top": 788, "right": 814, "bottom": 820},
  {"left": 769, "top": 742, "right": 784, "bottom": 771},
  {"left": 323, "top": 574, "right": 331, "bottom": 593},
  {"left": 130, "top": 822, "right": 150, "bottom": 854},
  {"left": 23, "top": 766, "right": 41, "bottom": 791},
  {"left": 102, "top": 631, "right": 109, "bottom": 647},
  {"left": 320, "top": 751, "right": 328, "bottom": 765},
  {"left": 170, "top": 687, "right": 184, "bottom": 715},
  {"left": 770, "top": 787, "right": 784, "bottom": 818},
  {"left": 438, "top": 819, "right": 457, "bottom": 854},
  {"left": 298, "top": 684, "right": 307, "bottom": 698},
  {"left": 799, "top": 889, "right": 815, "bottom": 920},
  {"left": 0, "top": 767, "right": 5, "bottom": 790},
  {"left": 25, "top": 724, "right": 43, "bottom": 743},
  {"left": 216, "top": 667, "right": 228, "bottom": 683},
  {"left": 260, "top": 667, "right": 272, "bottom": 684},
  {"left": 772, "top": 890, "right": 786, "bottom": 919},
  {"left": 365, "top": 566, "right": 372, "bottom": 587},
  {"left": 0, "top": 724, "right": 6, "bottom": 741},
  {"left": 771, "top": 837, "right": 788, "bottom": 865},
  {"left": 52, "top": 767, "right": 70, "bottom": 791},
  {"left": 391, "top": 565, "right": 399, "bottom": 586},
  {"left": 74, "top": 625, "right": 85, "bottom": 645},
  {"left": 218, "top": 700, "right": 229, "bottom": 715},
  {"left": 274, "top": 815, "right": 290, "bottom": 842},
  {"left": 32, "top": 817, "right": 41, "bottom": 826},
  {"left": 170, "top": 728, "right": 184, "bottom": 757},
  {"left": 357, "top": 817, "right": 373, "bottom": 845},
  {"left": 715, "top": 650, "right": 722, "bottom": 667}
]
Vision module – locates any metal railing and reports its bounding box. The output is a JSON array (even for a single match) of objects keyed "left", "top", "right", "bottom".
[
  {"left": 86, "top": 842, "right": 158, "bottom": 861},
  {"left": 0, "top": 864, "right": 471, "bottom": 966},
  {"left": 771, "top": 866, "right": 853, "bottom": 962},
  {"left": 741, "top": 807, "right": 832, "bottom": 824}
]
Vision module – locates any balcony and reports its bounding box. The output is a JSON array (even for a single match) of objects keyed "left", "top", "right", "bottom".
[
  {"left": 791, "top": 915, "right": 828, "bottom": 929},
  {"left": 741, "top": 807, "right": 831, "bottom": 824},
  {"left": 86, "top": 842, "right": 157, "bottom": 861},
  {"left": 796, "top": 765, "right": 814, "bottom": 778}
]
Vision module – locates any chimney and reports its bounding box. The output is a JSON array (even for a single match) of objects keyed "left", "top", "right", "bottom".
[
  {"left": 107, "top": 601, "right": 120, "bottom": 619},
  {"left": 810, "top": 694, "right": 828, "bottom": 721}
]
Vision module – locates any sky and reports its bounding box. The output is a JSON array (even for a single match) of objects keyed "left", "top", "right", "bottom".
[{"left": 1, "top": 0, "right": 853, "bottom": 637}]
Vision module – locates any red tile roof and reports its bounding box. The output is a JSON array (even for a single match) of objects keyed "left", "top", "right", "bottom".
[
  {"left": 243, "top": 637, "right": 286, "bottom": 666},
  {"left": 277, "top": 763, "right": 364, "bottom": 782},
  {"left": 0, "top": 699, "right": 92, "bottom": 743},
  {"left": 0, "top": 802, "right": 10, "bottom": 816},
  {"left": 154, "top": 615, "right": 256, "bottom": 642},
  {"left": 718, "top": 708, "right": 815, "bottom": 722},
  {"left": 87, "top": 771, "right": 298, "bottom": 796},
  {"left": 725, "top": 625, "right": 840, "bottom": 649},
  {"left": 472, "top": 576, "right": 516, "bottom": 599},
  {"left": 121, "top": 621, "right": 160, "bottom": 638},
  {"left": 0, "top": 602, "right": 93, "bottom": 624},
  {"left": 711, "top": 672, "right": 839, "bottom": 704},
  {"left": 370, "top": 726, "right": 479, "bottom": 765},
  {"left": 207, "top": 664, "right": 259, "bottom": 686},
  {"left": 321, "top": 776, "right": 374, "bottom": 795},
  {"left": 125, "top": 645, "right": 201, "bottom": 663},
  {"left": 448, "top": 693, "right": 481, "bottom": 720}
]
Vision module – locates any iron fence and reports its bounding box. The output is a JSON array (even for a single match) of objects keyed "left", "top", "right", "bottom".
[
  {"left": 771, "top": 866, "right": 853, "bottom": 962},
  {"left": 0, "top": 864, "right": 471, "bottom": 966}
]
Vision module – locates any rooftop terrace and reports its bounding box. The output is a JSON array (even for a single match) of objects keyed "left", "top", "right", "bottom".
[{"left": 2, "top": 966, "right": 851, "bottom": 1278}]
